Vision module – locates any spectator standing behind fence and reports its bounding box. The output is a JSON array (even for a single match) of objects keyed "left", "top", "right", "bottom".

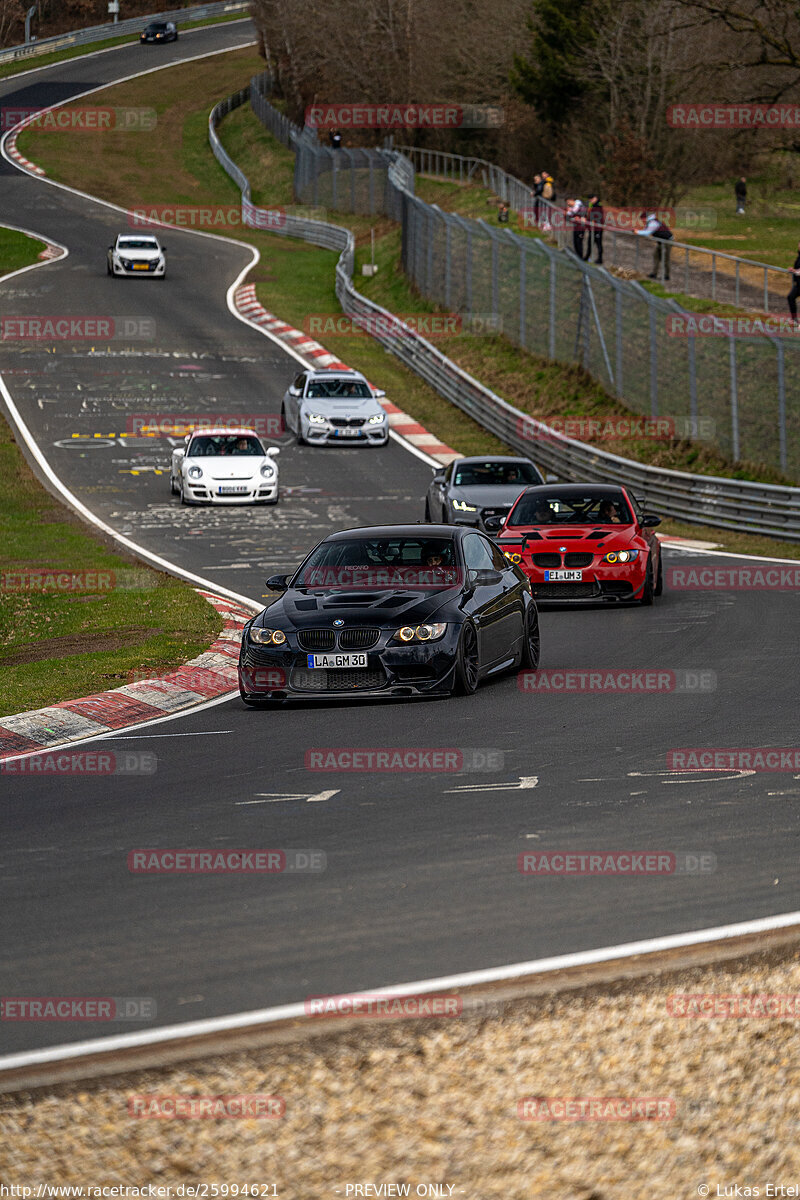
[
  {"left": 567, "top": 197, "right": 587, "bottom": 258},
  {"left": 735, "top": 176, "right": 747, "bottom": 215},
  {"left": 585, "top": 195, "right": 604, "bottom": 264},
  {"left": 637, "top": 211, "right": 673, "bottom": 280},
  {"left": 542, "top": 174, "right": 555, "bottom": 203},
  {"left": 498, "top": 202, "right": 510, "bottom": 223},
  {"left": 787, "top": 240, "right": 800, "bottom": 328},
  {"left": 329, "top": 129, "right": 342, "bottom": 150},
  {"left": 532, "top": 174, "right": 543, "bottom": 221}
]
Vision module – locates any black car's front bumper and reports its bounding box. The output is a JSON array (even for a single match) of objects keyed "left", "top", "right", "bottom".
[{"left": 238, "top": 627, "right": 462, "bottom": 701}]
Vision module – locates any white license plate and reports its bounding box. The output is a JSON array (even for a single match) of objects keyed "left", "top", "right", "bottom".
[
  {"left": 307, "top": 652, "right": 368, "bottom": 669},
  {"left": 545, "top": 569, "right": 583, "bottom": 581},
  {"left": 335, "top": 427, "right": 361, "bottom": 438},
  {"left": 218, "top": 485, "right": 249, "bottom": 495}
]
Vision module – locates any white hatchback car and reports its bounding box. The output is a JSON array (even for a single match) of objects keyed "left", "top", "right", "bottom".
[
  {"left": 281, "top": 367, "right": 388, "bottom": 446},
  {"left": 170, "top": 428, "right": 280, "bottom": 505},
  {"left": 107, "top": 234, "right": 166, "bottom": 278}
]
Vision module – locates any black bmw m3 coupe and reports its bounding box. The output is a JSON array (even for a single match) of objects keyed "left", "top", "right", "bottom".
[{"left": 238, "top": 524, "right": 540, "bottom": 704}]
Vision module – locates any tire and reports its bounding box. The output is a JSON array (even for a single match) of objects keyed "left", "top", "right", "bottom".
[
  {"left": 424, "top": 498, "right": 432, "bottom": 522},
  {"left": 640, "top": 559, "right": 655, "bottom": 606},
  {"left": 179, "top": 479, "right": 188, "bottom": 505},
  {"left": 654, "top": 553, "right": 663, "bottom": 596},
  {"left": 452, "top": 621, "right": 480, "bottom": 695},
  {"left": 520, "top": 603, "right": 541, "bottom": 669},
  {"left": 170, "top": 474, "right": 178, "bottom": 495},
  {"left": 106, "top": 260, "right": 112, "bottom": 275}
]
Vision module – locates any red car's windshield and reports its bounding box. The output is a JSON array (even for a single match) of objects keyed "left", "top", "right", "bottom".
[{"left": 507, "top": 493, "right": 633, "bottom": 526}]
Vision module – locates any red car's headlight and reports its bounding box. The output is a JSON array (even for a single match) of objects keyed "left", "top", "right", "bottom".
[
  {"left": 603, "top": 549, "right": 640, "bottom": 563},
  {"left": 503, "top": 549, "right": 523, "bottom": 564}
]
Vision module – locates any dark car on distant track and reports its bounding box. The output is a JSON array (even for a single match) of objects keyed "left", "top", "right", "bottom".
[
  {"left": 497, "top": 483, "right": 663, "bottom": 605},
  {"left": 238, "top": 524, "right": 540, "bottom": 704},
  {"left": 140, "top": 20, "right": 178, "bottom": 42},
  {"left": 425, "top": 456, "right": 545, "bottom": 533}
]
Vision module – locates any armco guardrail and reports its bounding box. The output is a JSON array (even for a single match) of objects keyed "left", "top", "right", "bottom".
[
  {"left": 208, "top": 83, "right": 800, "bottom": 541},
  {"left": 0, "top": 0, "right": 249, "bottom": 66}
]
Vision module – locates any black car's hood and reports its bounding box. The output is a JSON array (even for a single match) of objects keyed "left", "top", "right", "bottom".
[
  {"left": 452, "top": 484, "right": 529, "bottom": 508},
  {"left": 257, "top": 587, "right": 455, "bottom": 628}
]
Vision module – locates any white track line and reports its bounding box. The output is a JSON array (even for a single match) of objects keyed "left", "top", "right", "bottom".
[{"left": 2, "top": 908, "right": 800, "bottom": 1074}]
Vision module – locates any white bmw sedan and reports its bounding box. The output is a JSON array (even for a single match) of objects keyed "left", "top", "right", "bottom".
[
  {"left": 281, "top": 368, "right": 388, "bottom": 446},
  {"left": 170, "top": 428, "right": 280, "bottom": 505},
  {"left": 107, "top": 234, "right": 166, "bottom": 278}
]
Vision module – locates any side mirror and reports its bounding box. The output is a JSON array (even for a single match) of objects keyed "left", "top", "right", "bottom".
[
  {"left": 545, "top": 473, "right": 559, "bottom": 483},
  {"left": 267, "top": 446, "right": 280, "bottom": 457},
  {"left": 641, "top": 514, "right": 661, "bottom": 528},
  {"left": 108, "top": 245, "right": 113, "bottom": 251},
  {"left": 161, "top": 245, "right": 167, "bottom": 252},
  {"left": 372, "top": 388, "right": 386, "bottom": 399},
  {"left": 483, "top": 516, "right": 505, "bottom": 534},
  {"left": 183, "top": 434, "right": 191, "bottom": 444},
  {"left": 288, "top": 385, "right": 300, "bottom": 396},
  {"left": 265, "top": 573, "right": 290, "bottom": 591},
  {"left": 432, "top": 469, "right": 446, "bottom": 481},
  {"left": 470, "top": 568, "right": 503, "bottom": 586}
]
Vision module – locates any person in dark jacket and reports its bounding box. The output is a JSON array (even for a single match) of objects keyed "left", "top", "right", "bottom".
[
  {"left": 735, "top": 176, "right": 747, "bottom": 215},
  {"left": 532, "top": 174, "right": 543, "bottom": 222},
  {"left": 585, "top": 195, "right": 604, "bottom": 263},
  {"left": 329, "top": 129, "right": 342, "bottom": 150},
  {"left": 638, "top": 212, "right": 673, "bottom": 280},
  {"left": 787, "top": 240, "right": 800, "bottom": 326},
  {"left": 567, "top": 198, "right": 587, "bottom": 258}
]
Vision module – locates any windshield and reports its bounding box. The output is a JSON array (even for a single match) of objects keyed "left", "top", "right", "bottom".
[
  {"left": 118, "top": 239, "right": 159, "bottom": 250},
  {"left": 146, "top": 23, "right": 168, "bottom": 30},
  {"left": 188, "top": 435, "right": 264, "bottom": 457},
  {"left": 295, "top": 536, "right": 460, "bottom": 589},
  {"left": 453, "top": 461, "right": 539, "bottom": 487},
  {"left": 306, "top": 379, "right": 371, "bottom": 399},
  {"left": 508, "top": 492, "right": 633, "bottom": 526}
]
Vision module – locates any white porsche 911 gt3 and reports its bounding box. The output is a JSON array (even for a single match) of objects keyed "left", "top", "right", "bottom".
[
  {"left": 170, "top": 428, "right": 280, "bottom": 505},
  {"left": 107, "top": 234, "right": 166, "bottom": 278}
]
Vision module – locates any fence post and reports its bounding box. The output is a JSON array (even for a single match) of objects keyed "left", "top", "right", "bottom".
[
  {"left": 519, "top": 244, "right": 526, "bottom": 348},
  {"left": 729, "top": 334, "right": 739, "bottom": 461},
  {"left": 549, "top": 254, "right": 556, "bottom": 359},
  {"left": 615, "top": 285, "right": 623, "bottom": 398},
  {"left": 444, "top": 218, "right": 452, "bottom": 309},
  {"left": 427, "top": 209, "right": 435, "bottom": 296},
  {"left": 777, "top": 341, "right": 786, "bottom": 472},
  {"left": 688, "top": 331, "right": 698, "bottom": 435},
  {"left": 649, "top": 305, "right": 658, "bottom": 417}
]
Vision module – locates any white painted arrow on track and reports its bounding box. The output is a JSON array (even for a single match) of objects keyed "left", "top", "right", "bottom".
[
  {"left": 237, "top": 790, "right": 340, "bottom": 805},
  {"left": 444, "top": 776, "right": 539, "bottom": 793}
]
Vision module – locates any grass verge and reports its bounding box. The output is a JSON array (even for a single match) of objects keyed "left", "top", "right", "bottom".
[
  {"left": 0, "top": 225, "right": 46, "bottom": 275},
  {"left": 0, "top": 413, "right": 222, "bottom": 719},
  {"left": 15, "top": 50, "right": 800, "bottom": 558}
]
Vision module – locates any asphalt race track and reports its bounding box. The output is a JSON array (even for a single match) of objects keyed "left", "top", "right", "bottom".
[{"left": 1, "top": 24, "right": 799, "bottom": 1055}]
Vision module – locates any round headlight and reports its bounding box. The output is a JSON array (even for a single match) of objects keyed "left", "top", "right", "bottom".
[
  {"left": 397, "top": 627, "right": 416, "bottom": 642},
  {"left": 605, "top": 551, "right": 618, "bottom": 564},
  {"left": 504, "top": 552, "right": 521, "bottom": 564},
  {"left": 272, "top": 629, "right": 286, "bottom": 645},
  {"left": 417, "top": 625, "right": 433, "bottom": 641},
  {"left": 260, "top": 464, "right": 275, "bottom": 478},
  {"left": 187, "top": 465, "right": 203, "bottom": 480},
  {"left": 617, "top": 550, "right": 631, "bottom": 562}
]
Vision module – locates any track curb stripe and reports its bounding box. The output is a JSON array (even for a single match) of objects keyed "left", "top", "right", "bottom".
[{"left": 0, "top": 592, "right": 249, "bottom": 760}]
